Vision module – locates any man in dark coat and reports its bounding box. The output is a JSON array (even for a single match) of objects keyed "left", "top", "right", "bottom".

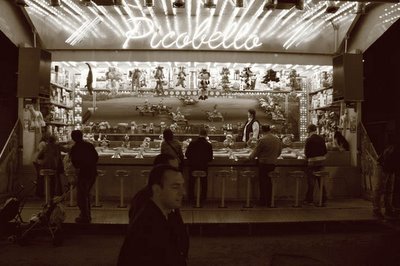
[
  {"left": 70, "top": 130, "right": 98, "bottom": 223},
  {"left": 304, "top": 124, "right": 328, "bottom": 206},
  {"left": 185, "top": 129, "right": 213, "bottom": 206},
  {"left": 117, "top": 164, "right": 187, "bottom": 266}
]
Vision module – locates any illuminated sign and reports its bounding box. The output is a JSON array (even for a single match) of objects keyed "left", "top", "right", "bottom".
[{"left": 123, "top": 17, "right": 262, "bottom": 50}]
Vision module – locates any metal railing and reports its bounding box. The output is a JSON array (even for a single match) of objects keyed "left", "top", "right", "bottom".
[
  {"left": 359, "top": 122, "right": 379, "bottom": 199},
  {"left": 0, "top": 119, "right": 21, "bottom": 194}
]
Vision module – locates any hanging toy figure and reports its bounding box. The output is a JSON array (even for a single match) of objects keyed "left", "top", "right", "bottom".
[
  {"left": 220, "top": 67, "right": 231, "bottom": 92},
  {"left": 261, "top": 69, "right": 280, "bottom": 85},
  {"left": 85, "top": 63, "right": 93, "bottom": 95},
  {"left": 175, "top": 66, "right": 187, "bottom": 88},
  {"left": 289, "top": 69, "right": 301, "bottom": 91},
  {"left": 130, "top": 68, "right": 142, "bottom": 93},
  {"left": 198, "top": 68, "right": 210, "bottom": 100},
  {"left": 240, "top": 67, "right": 255, "bottom": 90},
  {"left": 154, "top": 66, "right": 165, "bottom": 96}
]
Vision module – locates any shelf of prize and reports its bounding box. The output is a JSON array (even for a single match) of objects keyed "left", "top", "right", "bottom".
[
  {"left": 308, "top": 104, "right": 340, "bottom": 111},
  {"left": 45, "top": 121, "right": 74, "bottom": 126},
  {"left": 42, "top": 101, "right": 73, "bottom": 109},
  {"left": 50, "top": 82, "right": 73, "bottom": 92},
  {"left": 308, "top": 86, "right": 333, "bottom": 95}
]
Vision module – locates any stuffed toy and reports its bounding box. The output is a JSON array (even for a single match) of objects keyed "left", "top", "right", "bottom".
[
  {"left": 154, "top": 66, "right": 165, "bottom": 95},
  {"left": 220, "top": 67, "right": 231, "bottom": 92},
  {"left": 130, "top": 68, "right": 142, "bottom": 92},
  {"left": 261, "top": 69, "right": 280, "bottom": 84},
  {"left": 28, "top": 104, "right": 46, "bottom": 129},
  {"left": 198, "top": 68, "right": 210, "bottom": 100},
  {"left": 240, "top": 67, "right": 254, "bottom": 90},
  {"left": 289, "top": 69, "right": 301, "bottom": 91},
  {"left": 175, "top": 66, "right": 187, "bottom": 88},
  {"left": 106, "top": 66, "right": 123, "bottom": 92}
]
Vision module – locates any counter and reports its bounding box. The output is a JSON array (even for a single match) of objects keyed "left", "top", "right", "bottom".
[{"left": 89, "top": 149, "right": 360, "bottom": 203}]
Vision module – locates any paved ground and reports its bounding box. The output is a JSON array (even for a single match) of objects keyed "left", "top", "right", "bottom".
[{"left": 1, "top": 225, "right": 400, "bottom": 266}]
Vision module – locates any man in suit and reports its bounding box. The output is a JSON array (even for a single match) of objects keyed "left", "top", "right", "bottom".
[{"left": 185, "top": 129, "right": 213, "bottom": 206}]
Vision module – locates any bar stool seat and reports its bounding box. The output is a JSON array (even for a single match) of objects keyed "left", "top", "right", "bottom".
[
  {"left": 93, "top": 169, "right": 106, "bottom": 208},
  {"left": 313, "top": 170, "right": 329, "bottom": 207},
  {"left": 287, "top": 170, "right": 305, "bottom": 208},
  {"left": 192, "top": 170, "right": 207, "bottom": 208},
  {"left": 240, "top": 170, "right": 256, "bottom": 208},
  {"left": 268, "top": 171, "right": 280, "bottom": 208},
  {"left": 216, "top": 170, "right": 231, "bottom": 208},
  {"left": 39, "top": 169, "right": 56, "bottom": 205},
  {"left": 141, "top": 170, "right": 151, "bottom": 186},
  {"left": 115, "top": 170, "right": 130, "bottom": 208}
]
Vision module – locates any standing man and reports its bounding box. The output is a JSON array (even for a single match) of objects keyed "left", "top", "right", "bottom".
[
  {"left": 70, "top": 130, "right": 99, "bottom": 223},
  {"left": 242, "top": 109, "right": 260, "bottom": 143},
  {"left": 304, "top": 124, "right": 328, "bottom": 206},
  {"left": 117, "top": 164, "right": 187, "bottom": 266},
  {"left": 185, "top": 129, "right": 213, "bottom": 206},
  {"left": 249, "top": 125, "right": 282, "bottom": 207}
]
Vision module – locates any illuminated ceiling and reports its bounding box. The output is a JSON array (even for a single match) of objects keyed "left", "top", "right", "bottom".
[{"left": 20, "top": 0, "right": 395, "bottom": 53}]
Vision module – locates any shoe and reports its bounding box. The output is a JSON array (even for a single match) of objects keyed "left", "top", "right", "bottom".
[
  {"left": 75, "top": 216, "right": 91, "bottom": 224},
  {"left": 372, "top": 210, "right": 384, "bottom": 219}
]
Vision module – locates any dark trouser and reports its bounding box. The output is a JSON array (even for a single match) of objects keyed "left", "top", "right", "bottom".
[
  {"left": 33, "top": 162, "right": 44, "bottom": 197},
  {"left": 305, "top": 165, "right": 327, "bottom": 203},
  {"left": 77, "top": 169, "right": 96, "bottom": 219},
  {"left": 188, "top": 168, "right": 208, "bottom": 204},
  {"left": 392, "top": 171, "right": 400, "bottom": 209},
  {"left": 259, "top": 164, "right": 275, "bottom": 206},
  {"left": 372, "top": 168, "right": 395, "bottom": 212}
]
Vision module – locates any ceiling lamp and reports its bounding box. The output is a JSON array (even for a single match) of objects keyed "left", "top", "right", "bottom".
[
  {"left": 80, "top": 0, "right": 92, "bottom": 6},
  {"left": 264, "top": 0, "right": 277, "bottom": 11},
  {"left": 325, "top": 1, "right": 339, "bottom": 13},
  {"left": 15, "top": 0, "right": 28, "bottom": 7},
  {"left": 50, "top": 0, "right": 61, "bottom": 6},
  {"left": 204, "top": 0, "right": 216, "bottom": 8},
  {"left": 144, "top": 0, "right": 154, "bottom": 7},
  {"left": 173, "top": 0, "right": 185, "bottom": 8},
  {"left": 235, "top": 0, "right": 244, "bottom": 7}
]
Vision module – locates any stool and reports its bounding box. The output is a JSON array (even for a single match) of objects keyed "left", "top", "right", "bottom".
[
  {"left": 93, "top": 170, "right": 106, "bottom": 207},
  {"left": 240, "top": 170, "right": 256, "bottom": 208},
  {"left": 268, "top": 171, "right": 280, "bottom": 208},
  {"left": 313, "top": 171, "right": 329, "bottom": 207},
  {"left": 192, "top": 170, "right": 207, "bottom": 208},
  {"left": 141, "top": 170, "right": 151, "bottom": 186},
  {"left": 115, "top": 170, "right": 130, "bottom": 208},
  {"left": 287, "top": 170, "right": 305, "bottom": 208},
  {"left": 217, "top": 170, "right": 231, "bottom": 208},
  {"left": 39, "top": 169, "right": 56, "bottom": 205},
  {"left": 67, "top": 179, "right": 76, "bottom": 207}
]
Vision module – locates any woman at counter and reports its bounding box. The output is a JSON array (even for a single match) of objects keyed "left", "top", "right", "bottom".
[{"left": 161, "top": 128, "right": 184, "bottom": 171}]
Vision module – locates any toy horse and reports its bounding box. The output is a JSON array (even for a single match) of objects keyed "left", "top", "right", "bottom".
[{"left": 130, "top": 68, "right": 142, "bottom": 92}]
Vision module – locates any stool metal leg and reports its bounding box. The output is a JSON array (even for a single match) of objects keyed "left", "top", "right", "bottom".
[
  {"left": 68, "top": 184, "right": 76, "bottom": 207},
  {"left": 118, "top": 176, "right": 126, "bottom": 208},
  {"left": 244, "top": 176, "right": 252, "bottom": 208},
  {"left": 195, "top": 176, "right": 201, "bottom": 208},
  {"left": 219, "top": 176, "right": 227, "bottom": 208},
  {"left": 271, "top": 179, "right": 275, "bottom": 208},
  {"left": 44, "top": 175, "right": 50, "bottom": 205},
  {"left": 294, "top": 177, "right": 301, "bottom": 207},
  {"left": 318, "top": 175, "right": 325, "bottom": 207},
  {"left": 93, "top": 178, "right": 102, "bottom": 207}
]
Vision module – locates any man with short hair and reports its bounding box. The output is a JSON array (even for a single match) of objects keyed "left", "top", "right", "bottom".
[
  {"left": 70, "top": 130, "right": 98, "bottom": 223},
  {"left": 117, "top": 164, "right": 187, "bottom": 266},
  {"left": 304, "top": 124, "right": 328, "bottom": 206},
  {"left": 185, "top": 129, "right": 213, "bottom": 206},
  {"left": 249, "top": 124, "right": 282, "bottom": 207}
]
